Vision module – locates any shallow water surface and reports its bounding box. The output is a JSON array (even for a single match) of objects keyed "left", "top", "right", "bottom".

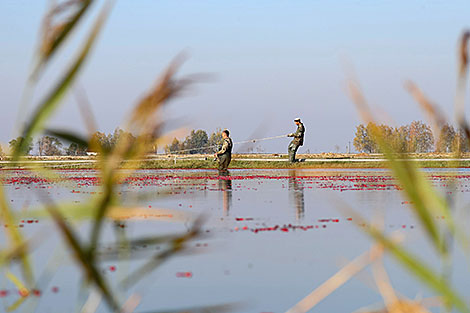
[{"left": 2, "top": 168, "right": 470, "bottom": 313}]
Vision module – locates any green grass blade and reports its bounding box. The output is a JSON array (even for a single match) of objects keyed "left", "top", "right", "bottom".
[
  {"left": 365, "top": 124, "right": 445, "bottom": 254},
  {"left": 45, "top": 128, "right": 89, "bottom": 148},
  {"left": 121, "top": 217, "right": 203, "bottom": 287},
  {"left": 348, "top": 85, "right": 459, "bottom": 255},
  {"left": 46, "top": 205, "right": 120, "bottom": 311},
  {"left": 135, "top": 304, "right": 238, "bottom": 313},
  {"left": 33, "top": 0, "right": 93, "bottom": 78},
  {"left": 0, "top": 187, "right": 34, "bottom": 286},
  {"left": 366, "top": 224, "right": 469, "bottom": 313},
  {"left": 378, "top": 136, "right": 467, "bottom": 255},
  {"left": 88, "top": 180, "right": 114, "bottom": 261},
  {"left": 14, "top": 1, "right": 113, "bottom": 161}
]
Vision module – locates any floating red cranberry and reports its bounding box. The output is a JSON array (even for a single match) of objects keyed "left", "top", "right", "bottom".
[{"left": 18, "top": 288, "right": 29, "bottom": 297}]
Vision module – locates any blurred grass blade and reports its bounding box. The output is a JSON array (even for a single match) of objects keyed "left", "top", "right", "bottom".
[
  {"left": 129, "top": 54, "right": 188, "bottom": 131},
  {"left": 74, "top": 85, "right": 98, "bottom": 136},
  {"left": 15, "top": 1, "right": 113, "bottom": 161},
  {"left": 348, "top": 81, "right": 460, "bottom": 256},
  {"left": 405, "top": 81, "right": 447, "bottom": 135},
  {"left": 5, "top": 271, "right": 29, "bottom": 312},
  {"left": 135, "top": 303, "right": 238, "bottom": 313},
  {"left": 47, "top": 204, "right": 119, "bottom": 311},
  {"left": 80, "top": 288, "right": 102, "bottom": 313},
  {"left": 6, "top": 271, "right": 28, "bottom": 294},
  {"left": 121, "top": 216, "right": 203, "bottom": 288},
  {"left": 88, "top": 183, "right": 113, "bottom": 261},
  {"left": 456, "top": 31, "right": 470, "bottom": 147},
  {"left": 34, "top": 0, "right": 94, "bottom": 78},
  {"left": 285, "top": 248, "right": 381, "bottom": 313},
  {"left": 365, "top": 223, "right": 469, "bottom": 313},
  {"left": 20, "top": 201, "right": 193, "bottom": 224},
  {"left": 0, "top": 187, "right": 34, "bottom": 285},
  {"left": 45, "top": 128, "right": 89, "bottom": 148},
  {"left": 7, "top": 296, "right": 27, "bottom": 312},
  {"left": 458, "top": 31, "right": 470, "bottom": 80}
]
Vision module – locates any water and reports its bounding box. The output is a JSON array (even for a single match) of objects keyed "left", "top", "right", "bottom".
[{"left": 2, "top": 168, "right": 470, "bottom": 313}]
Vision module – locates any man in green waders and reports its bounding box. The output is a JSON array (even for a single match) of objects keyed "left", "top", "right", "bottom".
[
  {"left": 287, "top": 118, "right": 305, "bottom": 163},
  {"left": 215, "top": 129, "right": 233, "bottom": 173}
]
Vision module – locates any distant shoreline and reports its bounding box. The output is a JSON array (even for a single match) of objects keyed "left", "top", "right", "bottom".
[{"left": 1, "top": 153, "right": 470, "bottom": 169}]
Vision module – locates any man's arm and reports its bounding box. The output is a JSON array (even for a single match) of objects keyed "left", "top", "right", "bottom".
[{"left": 216, "top": 140, "right": 229, "bottom": 156}]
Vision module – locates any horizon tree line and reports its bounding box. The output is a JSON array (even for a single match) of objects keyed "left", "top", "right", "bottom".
[
  {"left": 2, "top": 128, "right": 223, "bottom": 156},
  {"left": 5, "top": 122, "right": 469, "bottom": 156},
  {"left": 353, "top": 121, "right": 470, "bottom": 153},
  {"left": 165, "top": 129, "right": 224, "bottom": 154},
  {"left": 5, "top": 128, "right": 137, "bottom": 156}
]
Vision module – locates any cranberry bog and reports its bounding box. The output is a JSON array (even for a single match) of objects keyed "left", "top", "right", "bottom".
[{"left": 2, "top": 168, "right": 470, "bottom": 312}]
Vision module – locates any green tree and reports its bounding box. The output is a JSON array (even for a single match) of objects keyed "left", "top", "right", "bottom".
[
  {"left": 207, "top": 128, "right": 223, "bottom": 153},
  {"left": 37, "top": 136, "right": 63, "bottom": 156},
  {"left": 66, "top": 142, "right": 87, "bottom": 156},
  {"left": 9, "top": 136, "right": 33, "bottom": 156},
  {"left": 165, "top": 138, "right": 183, "bottom": 154},
  {"left": 182, "top": 129, "right": 209, "bottom": 154}
]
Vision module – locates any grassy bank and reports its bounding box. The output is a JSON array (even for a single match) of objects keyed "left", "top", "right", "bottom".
[{"left": 2, "top": 154, "right": 470, "bottom": 170}]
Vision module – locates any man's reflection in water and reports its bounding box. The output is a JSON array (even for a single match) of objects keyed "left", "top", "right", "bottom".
[
  {"left": 288, "top": 170, "right": 305, "bottom": 221},
  {"left": 218, "top": 170, "right": 232, "bottom": 216}
]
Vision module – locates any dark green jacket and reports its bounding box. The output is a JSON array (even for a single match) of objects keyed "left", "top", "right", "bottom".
[
  {"left": 288, "top": 123, "right": 305, "bottom": 146},
  {"left": 216, "top": 137, "right": 233, "bottom": 156}
]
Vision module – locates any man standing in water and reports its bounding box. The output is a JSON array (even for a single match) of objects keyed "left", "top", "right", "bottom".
[
  {"left": 287, "top": 118, "right": 305, "bottom": 163},
  {"left": 215, "top": 129, "right": 233, "bottom": 172}
]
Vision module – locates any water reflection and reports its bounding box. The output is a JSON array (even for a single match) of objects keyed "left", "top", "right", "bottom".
[
  {"left": 288, "top": 170, "right": 305, "bottom": 220},
  {"left": 218, "top": 171, "right": 232, "bottom": 216}
]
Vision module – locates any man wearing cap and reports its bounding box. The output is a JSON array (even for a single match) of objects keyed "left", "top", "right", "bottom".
[
  {"left": 287, "top": 118, "right": 305, "bottom": 163},
  {"left": 215, "top": 129, "right": 233, "bottom": 172}
]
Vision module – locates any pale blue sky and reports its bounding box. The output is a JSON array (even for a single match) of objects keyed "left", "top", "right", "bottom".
[{"left": 1, "top": 0, "right": 469, "bottom": 152}]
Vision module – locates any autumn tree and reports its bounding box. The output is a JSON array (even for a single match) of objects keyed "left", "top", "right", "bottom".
[
  {"left": 392, "top": 125, "right": 410, "bottom": 153},
  {"left": 353, "top": 121, "right": 433, "bottom": 153},
  {"left": 110, "top": 128, "right": 136, "bottom": 148},
  {"left": 90, "top": 131, "right": 112, "bottom": 152},
  {"left": 353, "top": 123, "right": 377, "bottom": 153},
  {"left": 436, "top": 123, "right": 456, "bottom": 153},
  {"left": 453, "top": 128, "right": 470, "bottom": 152},
  {"left": 37, "top": 136, "right": 63, "bottom": 156},
  {"left": 408, "top": 121, "right": 434, "bottom": 153}
]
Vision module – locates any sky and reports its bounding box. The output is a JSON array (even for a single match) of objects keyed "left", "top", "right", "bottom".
[{"left": 1, "top": 0, "right": 470, "bottom": 153}]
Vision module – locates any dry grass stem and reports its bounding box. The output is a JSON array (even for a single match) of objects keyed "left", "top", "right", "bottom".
[
  {"left": 285, "top": 247, "right": 382, "bottom": 313},
  {"left": 404, "top": 81, "right": 446, "bottom": 136}
]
